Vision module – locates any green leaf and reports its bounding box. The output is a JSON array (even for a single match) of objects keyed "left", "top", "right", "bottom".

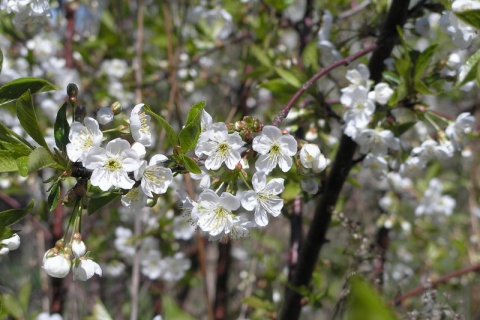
[
  {"left": 163, "top": 296, "right": 195, "bottom": 320},
  {"left": 179, "top": 102, "right": 205, "bottom": 153},
  {"left": 382, "top": 71, "right": 401, "bottom": 85},
  {"left": 87, "top": 191, "right": 120, "bottom": 215},
  {"left": 250, "top": 45, "right": 272, "bottom": 68},
  {"left": 0, "top": 120, "right": 34, "bottom": 150},
  {"left": 0, "top": 151, "right": 19, "bottom": 172},
  {"left": 0, "top": 200, "right": 34, "bottom": 228},
  {"left": 48, "top": 182, "right": 61, "bottom": 211},
  {"left": 16, "top": 90, "right": 50, "bottom": 150},
  {"left": 18, "top": 281, "right": 32, "bottom": 312},
  {"left": 454, "top": 9, "right": 480, "bottom": 29},
  {"left": 84, "top": 299, "right": 113, "bottom": 320},
  {"left": 414, "top": 45, "right": 437, "bottom": 80},
  {"left": 302, "top": 41, "right": 319, "bottom": 70},
  {"left": 1, "top": 294, "right": 23, "bottom": 319},
  {"left": 263, "top": 0, "right": 294, "bottom": 11},
  {"left": 414, "top": 80, "right": 435, "bottom": 95},
  {"left": 54, "top": 103, "right": 70, "bottom": 152},
  {"left": 259, "top": 79, "right": 298, "bottom": 95},
  {"left": 0, "top": 77, "right": 56, "bottom": 102},
  {"left": 181, "top": 155, "right": 201, "bottom": 174},
  {"left": 0, "top": 227, "right": 16, "bottom": 242},
  {"left": 394, "top": 121, "right": 417, "bottom": 136},
  {"left": 242, "top": 296, "right": 274, "bottom": 310},
  {"left": 28, "top": 147, "right": 57, "bottom": 174},
  {"left": 346, "top": 276, "right": 396, "bottom": 320},
  {"left": 16, "top": 156, "right": 29, "bottom": 177},
  {"left": 274, "top": 68, "right": 302, "bottom": 88},
  {"left": 143, "top": 104, "right": 179, "bottom": 148},
  {"left": 0, "top": 49, "right": 3, "bottom": 74},
  {"left": 456, "top": 49, "right": 480, "bottom": 87},
  {"left": 185, "top": 101, "right": 206, "bottom": 125}
]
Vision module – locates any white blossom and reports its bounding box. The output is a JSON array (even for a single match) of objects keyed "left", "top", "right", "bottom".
[
  {"left": 440, "top": 11, "right": 476, "bottom": 49},
  {"left": 299, "top": 144, "right": 328, "bottom": 173},
  {"left": 411, "top": 139, "right": 453, "bottom": 164},
  {"left": 415, "top": 179, "right": 456, "bottom": 216},
  {"left": 134, "top": 154, "right": 173, "bottom": 197},
  {"left": 195, "top": 123, "right": 244, "bottom": 170},
  {"left": 43, "top": 251, "right": 71, "bottom": 278},
  {"left": 241, "top": 171, "right": 284, "bottom": 226},
  {"left": 363, "top": 154, "right": 388, "bottom": 180},
  {"left": 72, "top": 239, "right": 86, "bottom": 258},
  {"left": 301, "top": 177, "right": 319, "bottom": 194},
  {"left": 173, "top": 216, "right": 196, "bottom": 240},
  {"left": 446, "top": 112, "right": 475, "bottom": 150},
  {"left": 159, "top": 253, "right": 191, "bottom": 282},
  {"left": 252, "top": 126, "right": 297, "bottom": 174},
  {"left": 367, "top": 82, "right": 394, "bottom": 105},
  {"left": 193, "top": 189, "right": 239, "bottom": 236},
  {"left": 84, "top": 138, "right": 141, "bottom": 191},
  {"left": 130, "top": 103, "right": 154, "bottom": 147},
  {"left": 121, "top": 187, "right": 147, "bottom": 210},
  {"left": 73, "top": 258, "right": 102, "bottom": 281},
  {"left": 66, "top": 117, "right": 103, "bottom": 162},
  {"left": 355, "top": 129, "right": 400, "bottom": 156},
  {"left": 97, "top": 107, "right": 114, "bottom": 125}
]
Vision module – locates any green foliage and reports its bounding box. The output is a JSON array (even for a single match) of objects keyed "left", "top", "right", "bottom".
[
  {"left": 162, "top": 296, "right": 196, "bottom": 320},
  {"left": 456, "top": 49, "right": 480, "bottom": 87},
  {"left": 0, "top": 200, "right": 34, "bottom": 242},
  {"left": 454, "top": 8, "right": 480, "bottom": 29},
  {"left": 143, "top": 104, "right": 179, "bottom": 148},
  {"left": 85, "top": 299, "right": 113, "bottom": 320},
  {"left": 346, "top": 276, "right": 396, "bottom": 320},
  {"left": 0, "top": 77, "right": 56, "bottom": 103},
  {"left": 87, "top": 190, "right": 121, "bottom": 216},
  {"left": 16, "top": 90, "right": 50, "bottom": 151},
  {"left": 179, "top": 101, "right": 205, "bottom": 153},
  {"left": 47, "top": 181, "right": 61, "bottom": 211},
  {"left": 181, "top": 155, "right": 202, "bottom": 174},
  {"left": 54, "top": 103, "right": 70, "bottom": 153}
]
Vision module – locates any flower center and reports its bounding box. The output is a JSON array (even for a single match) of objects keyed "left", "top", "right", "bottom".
[
  {"left": 139, "top": 112, "right": 151, "bottom": 136},
  {"left": 104, "top": 158, "right": 122, "bottom": 171}
]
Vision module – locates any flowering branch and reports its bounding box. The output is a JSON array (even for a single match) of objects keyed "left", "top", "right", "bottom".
[{"left": 271, "top": 44, "right": 378, "bottom": 127}]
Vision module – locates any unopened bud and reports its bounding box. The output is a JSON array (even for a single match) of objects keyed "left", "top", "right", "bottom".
[
  {"left": 67, "top": 83, "right": 78, "bottom": 102},
  {"left": 74, "top": 105, "right": 86, "bottom": 122},
  {"left": 252, "top": 118, "right": 263, "bottom": 132},
  {"left": 109, "top": 101, "right": 122, "bottom": 115},
  {"left": 147, "top": 197, "right": 158, "bottom": 207},
  {"left": 97, "top": 107, "right": 114, "bottom": 125},
  {"left": 55, "top": 239, "right": 65, "bottom": 249}
]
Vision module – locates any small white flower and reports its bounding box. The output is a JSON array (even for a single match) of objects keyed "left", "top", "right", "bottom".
[
  {"left": 173, "top": 215, "right": 196, "bottom": 240},
  {"left": 43, "top": 251, "right": 71, "bottom": 278},
  {"left": 73, "top": 258, "right": 102, "bottom": 281},
  {"left": 301, "top": 177, "right": 319, "bottom": 194},
  {"left": 134, "top": 154, "right": 173, "bottom": 197},
  {"left": 440, "top": 11, "right": 476, "bottom": 49},
  {"left": 66, "top": 117, "right": 103, "bottom": 162},
  {"left": 195, "top": 123, "right": 245, "bottom": 170},
  {"left": 355, "top": 129, "right": 399, "bottom": 156},
  {"left": 121, "top": 187, "right": 147, "bottom": 210},
  {"left": 141, "top": 249, "right": 163, "bottom": 280},
  {"left": 362, "top": 154, "right": 388, "bottom": 180},
  {"left": 342, "top": 86, "right": 376, "bottom": 135},
  {"left": 114, "top": 226, "right": 135, "bottom": 260},
  {"left": 411, "top": 139, "right": 453, "bottom": 164},
  {"left": 367, "top": 82, "right": 394, "bottom": 105},
  {"left": 299, "top": 144, "right": 328, "bottom": 173},
  {"left": 159, "top": 252, "right": 191, "bottom": 282},
  {"left": 241, "top": 171, "right": 284, "bottom": 226},
  {"left": 130, "top": 103, "right": 154, "bottom": 147},
  {"left": 190, "top": 168, "right": 211, "bottom": 189},
  {"left": 415, "top": 179, "right": 456, "bottom": 216},
  {"left": 252, "top": 126, "right": 297, "bottom": 174},
  {"left": 131, "top": 142, "right": 146, "bottom": 159},
  {"left": 84, "top": 138, "right": 141, "bottom": 191},
  {"left": 37, "top": 312, "right": 63, "bottom": 320},
  {"left": 194, "top": 189, "right": 239, "bottom": 236},
  {"left": 446, "top": 112, "right": 475, "bottom": 150},
  {"left": 345, "top": 64, "right": 371, "bottom": 90},
  {"left": 97, "top": 107, "right": 114, "bottom": 125},
  {"left": 72, "top": 239, "right": 86, "bottom": 258}
]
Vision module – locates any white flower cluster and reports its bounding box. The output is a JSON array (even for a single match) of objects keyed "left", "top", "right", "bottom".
[
  {"left": 66, "top": 104, "right": 173, "bottom": 210},
  {"left": 178, "top": 110, "right": 328, "bottom": 240},
  {"left": 42, "top": 234, "right": 102, "bottom": 281},
  {"left": 440, "top": 0, "right": 480, "bottom": 49},
  {"left": 0, "top": 0, "right": 50, "bottom": 26}
]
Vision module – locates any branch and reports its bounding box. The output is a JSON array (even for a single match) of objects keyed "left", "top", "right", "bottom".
[
  {"left": 391, "top": 263, "right": 480, "bottom": 306},
  {"left": 272, "top": 44, "right": 377, "bottom": 127},
  {"left": 279, "top": 1, "right": 411, "bottom": 319}
]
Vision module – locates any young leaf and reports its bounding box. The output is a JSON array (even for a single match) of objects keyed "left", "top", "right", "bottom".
[
  {"left": 28, "top": 147, "right": 57, "bottom": 174},
  {"left": 274, "top": 67, "right": 302, "bottom": 88},
  {"left": 15, "top": 156, "right": 29, "bottom": 177},
  {"left": 414, "top": 44, "right": 437, "bottom": 80},
  {"left": 87, "top": 191, "right": 121, "bottom": 215},
  {"left": 48, "top": 181, "right": 61, "bottom": 211},
  {"left": 0, "top": 200, "right": 34, "bottom": 227},
  {"left": 346, "top": 276, "right": 396, "bottom": 320},
  {"left": 456, "top": 49, "right": 480, "bottom": 87},
  {"left": 16, "top": 90, "right": 50, "bottom": 150},
  {"left": 454, "top": 9, "right": 480, "bottom": 30},
  {"left": 18, "top": 281, "right": 32, "bottom": 313},
  {"left": 179, "top": 102, "right": 205, "bottom": 153},
  {"left": 182, "top": 155, "right": 201, "bottom": 174},
  {"left": 250, "top": 45, "right": 272, "bottom": 68},
  {"left": 0, "top": 151, "right": 19, "bottom": 173},
  {"left": 54, "top": 103, "right": 70, "bottom": 152},
  {"left": 143, "top": 104, "right": 179, "bottom": 148},
  {"left": 1, "top": 294, "right": 23, "bottom": 319},
  {"left": 0, "top": 77, "right": 56, "bottom": 102}
]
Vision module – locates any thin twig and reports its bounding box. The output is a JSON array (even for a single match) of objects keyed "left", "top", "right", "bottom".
[
  {"left": 272, "top": 44, "right": 377, "bottom": 127},
  {"left": 391, "top": 263, "right": 480, "bottom": 306}
]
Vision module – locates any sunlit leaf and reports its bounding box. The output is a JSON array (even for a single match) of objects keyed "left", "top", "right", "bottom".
[
  {"left": 181, "top": 155, "right": 201, "bottom": 174},
  {"left": 275, "top": 68, "right": 302, "bottom": 88},
  {"left": 16, "top": 90, "right": 50, "bottom": 150},
  {"left": 143, "top": 104, "right": 179, "bottom": 148},
  {"left": 28, "top": 147, "right": 57, "bottom": 174},
  {"left": 54, "top": 103, "right": 70, "bottom": 152},
  {"left": 0, "top": 77, "right": 56, "bottom": 102},
  {"left": 0, "top": 200, "right": 34, "bottom": 227},
  {"left": 456, "top": 49, "right": 480, "bottom": 87}
]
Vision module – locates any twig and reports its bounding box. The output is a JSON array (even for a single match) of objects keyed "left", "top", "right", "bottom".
[
  {"left": 391, "top": 263, "right": 480, "bottom": 306},
  {"left": 65, "top": 2, "right": 76, "bottom": 69},
  {"left": 271, "top": 44, "right": 377, "bottom": 127}
]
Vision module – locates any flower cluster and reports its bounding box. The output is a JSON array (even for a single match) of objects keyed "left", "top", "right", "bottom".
[
  {"left": 0, "top": 0, "right": 50, "bottom": 26},
  {"left": 42, "top": 234, "right": 102, "bottom": 281},
  {"left": 0, "top": 233, "right": 20, "bottom": 259}
]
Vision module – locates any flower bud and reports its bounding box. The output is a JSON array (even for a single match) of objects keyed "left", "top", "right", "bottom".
[
  {"left": 1, "top": 233, "right": 20, "bottom": 251},
  {"left": 43, "top": 251, "right": 71, "bottom": 278},
  {"left": 73, "top": 258, "right": 102, "bottom": 281},
  {"left": 67, "top": 83, "right": 78, "bottom": 101},
  {"left": 109, "top": 101, "right": 122, "bottom": 115},
  {"left": 97, "top": 107, "right": 114, "bottom": 125},
  {"left": 72, "top": 233, "right": 86, "bottom": 258}
]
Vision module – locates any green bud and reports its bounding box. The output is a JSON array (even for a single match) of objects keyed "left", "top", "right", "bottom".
[{"left": 109, "top": 101, "right": 122, "bottom": 115}]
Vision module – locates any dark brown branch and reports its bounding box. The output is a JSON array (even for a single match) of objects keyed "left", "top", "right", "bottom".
[
  {"left": 214, "top": 241, "right": 232, "bottom": 320},
  {"left": 391, "top": 263, "right": 480, "bottom": 306},
  {"left": 65, "top": 2, "right": 76, "bottom": 69},
  {"left": 272, "top": 44, "right": 378, "bottom": 127},
  {"left": 279, "top": 1, "right": 411, "bottom": 319}
]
